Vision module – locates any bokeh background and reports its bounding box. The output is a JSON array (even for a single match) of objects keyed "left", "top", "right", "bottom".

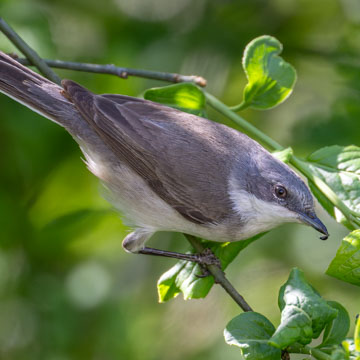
[{"left": 0, "top": 0, "right": 359, "bottom": 359}]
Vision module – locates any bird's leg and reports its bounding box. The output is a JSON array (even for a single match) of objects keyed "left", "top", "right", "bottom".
[
  {"left": 122, "top": 230, "right": 221, "bottom": 268},
  {"left": 138, "top": 247, "right": 221, "bottom": 267}
]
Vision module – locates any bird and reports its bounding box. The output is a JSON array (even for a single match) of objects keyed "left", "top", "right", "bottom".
[{"left": 0, "top": 51, "right": 328, "bottom": 265}]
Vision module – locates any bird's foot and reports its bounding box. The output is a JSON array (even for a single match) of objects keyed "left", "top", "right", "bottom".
[{"left": 194, "top": 248, "right": 221, "bottom": 267}]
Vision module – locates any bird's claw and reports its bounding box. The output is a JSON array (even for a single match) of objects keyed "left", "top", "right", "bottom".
[
  {"left": 195, "top": 248, "right": 221, "bottom": 267},
  {"left": 194, "top": 248, "right": 221, "bottom": 278}
]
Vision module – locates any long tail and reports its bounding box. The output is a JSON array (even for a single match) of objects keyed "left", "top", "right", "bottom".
[
  {"left": 0, "top": 51, "right": 122, "bottom": 175},
  {"left": 0, "top": 51, "right": 87, "bottom": 138}
]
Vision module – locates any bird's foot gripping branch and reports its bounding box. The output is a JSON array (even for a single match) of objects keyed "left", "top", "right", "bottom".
[{"left": 1, "top": 17, "right": 360, "bottom": 359}]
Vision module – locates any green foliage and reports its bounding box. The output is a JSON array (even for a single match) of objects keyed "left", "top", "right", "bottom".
[
  {"left": 144, "top": 83, "right": 207, "bottom": 117},
  {"left": 306, "top": 145, "right": 360, "bottom": 228},
  {"left": 158, "top": 235, "right": 263, "bottom": 302},
  {"left": 238, "top": 35, "right": 297, "bottom": 110},
  {"left": 224, "top": 268, "right": 353, "bottom": 359},
  {"left": 326, "top": 230, "right": 360, "bottom": 285},
  {"left": 319, "top": 301, "right": 351, "bottom": 349},
  {"left": 224, "top": 312, "right": 281, "bottom": 360},
  {"left": 269, "top": 268, "right": 338, "bottom": 348},
  {"left": 1, "top": 5, "right": 360, "bottom": 358}
]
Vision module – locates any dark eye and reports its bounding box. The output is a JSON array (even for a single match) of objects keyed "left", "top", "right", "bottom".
[{"left": 275, "top": 185, "right": 287, "bottom": 199}]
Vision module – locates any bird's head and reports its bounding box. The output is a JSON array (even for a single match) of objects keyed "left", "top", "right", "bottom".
[{"left": 230, "top": 148, "right": 328, "bottom": 240}]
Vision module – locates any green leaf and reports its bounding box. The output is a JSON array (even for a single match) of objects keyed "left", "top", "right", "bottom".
[
  {"left": 224, "top": 312, "right": 281, "bottom": 360},
  {"left": 269, "top": 268, "right": 338, "bottom": 349},
  {"left": 272, "top": 147, "right": 293, "bottom": 163},
  {"left": 306, "top": 145, "right": 360, "bottom": 228},
  {"left": 157, "top": 234, "right": 264, "bottom": 302},
  {"left": 144, "top": 83, "right": 207, "bottom": 116},
  {"left": 319, "top": 301, "right": 350, "bottom": 348},
  {"left": 330, "top": 346, "right": 350, "bottom": 360},
  {"left": 326, "top": 230, "right": 360, "bottom": 286},
  {"left": 157, "top": 260, "right": 186, "bottom": 302},
  {"left": 241, "top": 35, "right": 296, "bottom": 110}
]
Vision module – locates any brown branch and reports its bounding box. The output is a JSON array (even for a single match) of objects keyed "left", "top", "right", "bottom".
[
  {"left": 0, "top": 18, "right": 61, "bottom": 84},
  {"left": 14, "top": 56, "right": 207, "bottom": 87},
  {"left": 185, "top": 234, "right": 253, "bottom": 312}
]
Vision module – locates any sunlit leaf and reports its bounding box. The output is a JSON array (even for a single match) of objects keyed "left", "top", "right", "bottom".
[
  {"left": 326, "top": 230, "right": 360, "bottom": 286},
  {"left": 269, "top": 268, "right": 338, "bottom": 349},
  {"left": 157, "top": 234, "right": 264, "bottom": 302},
  {"left": 224, "top": 312, "right": 281, "bottom": 360},
  {"left": 144, "top": 83, "right": 207, "bottom": 117},
  {"left": 241, "top": 35, "right": 296, "bottom": 110}
]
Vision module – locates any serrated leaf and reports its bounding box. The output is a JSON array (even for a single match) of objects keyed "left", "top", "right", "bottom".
[
  {"left": 306, "top": 145, "right": 360, "bottom": 228},
  {"left": 241, "top": 35, "right": 296, "bottom": 110},
  {"left": 319, "top": 301, "right": 350, "bottom": 348},
  {"left": 144, "top": 83, "right": 207, "bottom": 117},
  {"left": 224, "top": 312, "right": 281, "bottom": 360},
  {"left": 269, "top": 268, "right": 338, "bottom": 349},
  {"left": 326, "top": 230, "right": 360, "bottom": 286},
  {"left": 272, "top": 147, "right": 293, "bottom": 163},
  {"left": 157, "top": 234, "right": 264, "bottom": 302}
]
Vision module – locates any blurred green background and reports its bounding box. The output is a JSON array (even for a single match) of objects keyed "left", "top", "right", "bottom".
[{"left": 0, "top": 0, "right": 359, "bottom": 359}]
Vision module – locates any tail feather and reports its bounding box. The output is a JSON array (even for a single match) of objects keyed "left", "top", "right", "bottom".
[
  {"left": 0, "top": 51, "right": 86, "bottom": 137},
  {"left": 0, "top": 51, "right": 121, "bottom": 171}
]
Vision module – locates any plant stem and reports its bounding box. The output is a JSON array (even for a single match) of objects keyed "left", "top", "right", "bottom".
[
  {"left": 0, "top": 18, "right": 61, "bottom": 84},
  {"left": 205, "top": 92, "right": 283, "bottom": 151},
  {"left": 185, "top": 234, "right": 253, "bottom": 312},
  {"left": 288, "top": 344, "right": 332, "bottom": 360},
  {"left": 206, "top": 91, "right": 360, "bottom": 229},
  {"left": 13, "top": 56, "right": 207, "bottom": 87},
  {"left": 229, "top": 101, "right": 250, "bottom": 112}
]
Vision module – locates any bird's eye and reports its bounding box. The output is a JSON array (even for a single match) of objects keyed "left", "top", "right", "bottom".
[{"left": 274, "top": 185, "right": 287, "bottom": 199}]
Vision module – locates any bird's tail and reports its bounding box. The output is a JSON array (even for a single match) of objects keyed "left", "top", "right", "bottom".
[{"left": 0, "top": 51, "right": 85, "bottom": 136}]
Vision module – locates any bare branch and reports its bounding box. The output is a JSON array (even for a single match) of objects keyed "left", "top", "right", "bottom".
[
  {"left": 14, "top": 56, "right": 207, "bottom": 87},
  {"left": 0, "top": 18, "right": 61, "bottom": 85},
  {"left": 185, "top": 234, "right": 253, "bottom": 312}
]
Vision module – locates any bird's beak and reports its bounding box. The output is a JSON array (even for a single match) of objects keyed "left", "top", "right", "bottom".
[{"left": 298, "top": 211, "right": 329, "bottom": 240}]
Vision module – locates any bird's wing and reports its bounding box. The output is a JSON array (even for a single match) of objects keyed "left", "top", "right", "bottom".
[{"left": 62, "top": 80, "right": 236, "bottom": 225}]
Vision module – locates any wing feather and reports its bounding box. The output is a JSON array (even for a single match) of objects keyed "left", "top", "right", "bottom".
[{"left": 62, "top": 80, "right": 235, "bottom": 225}]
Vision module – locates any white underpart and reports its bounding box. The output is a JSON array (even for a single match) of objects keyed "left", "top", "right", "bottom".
[
  {"left": 82, "top": 147, "right": 268, "bottom": 250},
  {"left": 228, "top": 176, "right": 301, "bottom": 238},
  {"left": 83, "top": 149, "right": 303, "bottom": 251}
]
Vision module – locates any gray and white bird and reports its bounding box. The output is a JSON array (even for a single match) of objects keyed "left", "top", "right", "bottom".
[{"left": 0, "top": 52, "right": 328, "bottom": 263}]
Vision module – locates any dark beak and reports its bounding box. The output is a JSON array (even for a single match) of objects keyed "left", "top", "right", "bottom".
[{"left": 298, "top": 211, "right": 329, "bottom": 240}]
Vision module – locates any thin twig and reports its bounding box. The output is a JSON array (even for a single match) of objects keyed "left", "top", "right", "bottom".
[
  {"left": 185, "top": 234, "right": 253, "bottom": 312},
  {"left": 14, "top": 56, "right": 207, "bottom": 87},
  {"left": 0, "top": 18, "right": 61, "bottom": 84}
]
